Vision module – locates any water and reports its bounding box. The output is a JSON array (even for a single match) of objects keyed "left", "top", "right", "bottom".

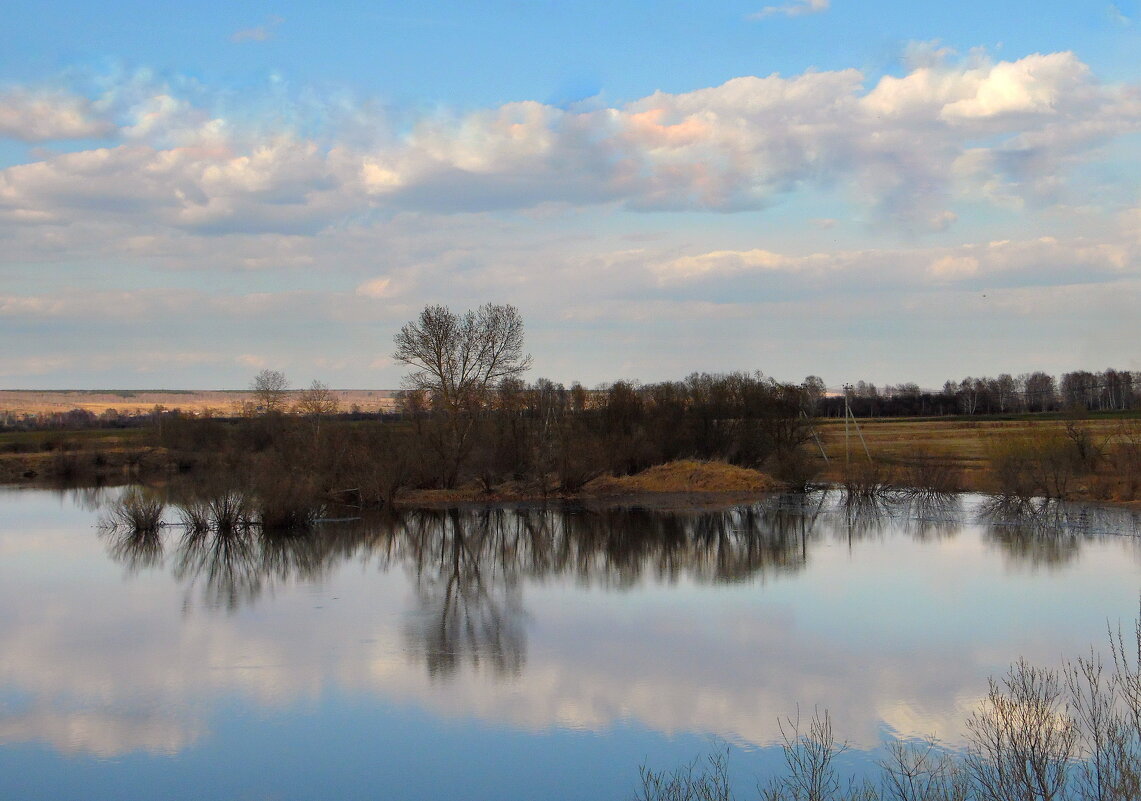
[{"left": 1, "top": 486, "right": 1140, "bottom": 800}]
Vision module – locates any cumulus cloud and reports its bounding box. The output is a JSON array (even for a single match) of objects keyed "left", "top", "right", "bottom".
[
  {"left": 0, "top": 137, "right": 352, "bottom": 235},
  {"left": 749, "top": 0, "right": 830, "bottom": 19},
  {"left": 0, "top": 90, "right": 113, "bottom": 142},
  {"left": 0, "top": 49, "right": 1135, "bottom": 238},
  {"left": 860, "top": 52, "right": 1091, "bottom": 121}
]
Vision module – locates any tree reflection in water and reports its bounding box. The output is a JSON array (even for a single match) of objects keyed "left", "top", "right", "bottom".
[
  {"left": 833, "top": 488, "right": 965, "bottom": 544},
  {"left": 898, "top": 492, "right": 963, "bottom": 540},
  {"left": 103, "top": 527, "right": 165, "bottom": 574},
  {"left": 95, "top": 489, "right": 1141, "bottom": 677},
  {"left": 65, "top": 484, "right": 122, "bottom": 513},
  {"left": 173, "top": 528, "right": 265, "bottom": 611},
  {"left": 977, "top": 495, "right": 1140, "bottom": 568},
  {"left": 401, "top": 508, "right": 527, "bottom": 679}
]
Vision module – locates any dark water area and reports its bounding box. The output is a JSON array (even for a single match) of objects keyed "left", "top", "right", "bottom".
[{"left": 2, "top": 487, "right": 1140, "bottom": 800}]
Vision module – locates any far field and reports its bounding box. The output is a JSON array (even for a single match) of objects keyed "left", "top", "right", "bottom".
[
  {"left": 0, "top": 389, "right": 400, "bottom": 417},
  {"left": 814, "top": 414, "right": 1140, "bottom": 491}
]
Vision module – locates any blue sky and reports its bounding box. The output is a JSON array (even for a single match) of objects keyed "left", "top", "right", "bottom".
[{"left": 1, "top": 1, "right": 1139, "bottom": 389}]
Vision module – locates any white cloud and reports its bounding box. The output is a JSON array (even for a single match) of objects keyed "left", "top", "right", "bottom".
[
  {"left": 0, "top": 50, "right": 1136, "bottom": 238},
  {"left": 929, "top": 254, "right": 981, "bottom": 278},
  {"left": 749, "top": 0, "right": 830, "bottom": 19},
  {"left": 0, "top": 90, "right": 113, "bottom": 142},
  {"left": 940, "top": 53, "right": 1091, "bottom": 120},
  {"left": 356, "top": 277, "right": 397, "bottom": 298},
  {"left": 655, "top": 248, "right": 800, "bottom": 282},
  {"left": 860, "top": 51, "right": 1093, "bottom": 122}
]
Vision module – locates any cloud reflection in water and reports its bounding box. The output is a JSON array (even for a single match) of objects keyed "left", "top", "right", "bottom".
[{"left": 1, "top": 489, "right": 1139, "bottom": 759}]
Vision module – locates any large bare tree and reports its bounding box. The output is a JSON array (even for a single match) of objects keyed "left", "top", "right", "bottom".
[{"left": 393, "top": 303, "right": 531, "bottom": 486}]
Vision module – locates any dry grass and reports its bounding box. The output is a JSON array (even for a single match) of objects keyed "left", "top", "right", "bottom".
[
  {"left": 394, "top": 461, "right": 782, "bottom": 507},
  {"left": 584, "top": 460, "right": 781, "bottom": 496},
  {"left": 0, "top": 389, "right": 399, "bottom": 416},
  {"left": 819, "top": 418, "right": 1085, "bottom": 476},
  {"left": 813, "top": 416, "right": 1141, "bottom": 501}
]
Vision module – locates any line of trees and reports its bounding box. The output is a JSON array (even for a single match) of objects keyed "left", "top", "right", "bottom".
[
  {"left": 829, "top": 369, "right": 1138, "bottom": 418},
  {"left": 400, "top": 369, "right": 817, "bottom": 491},
  {"left": 138, "top": 304, "right": 819, "bottom": 504}
]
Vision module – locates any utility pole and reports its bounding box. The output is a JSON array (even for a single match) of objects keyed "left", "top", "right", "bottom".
[{"left": 843, "top": 386, "right": 872, "bottom": 465}]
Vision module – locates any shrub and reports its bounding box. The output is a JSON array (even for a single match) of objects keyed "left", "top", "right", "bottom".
[
  {"left": 899, "top": 448, "right": 961, "bottom": 495},
  {"left": 989, "top": 430, "right": 1085, "bottom": 499},
  {"left": 106, "top": 489, "right": 165, "bottom": 534}
]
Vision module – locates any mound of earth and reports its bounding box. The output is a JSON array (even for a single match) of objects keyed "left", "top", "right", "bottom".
[{"left": 584, "top": 460, "right": 780, "bottom": 496}]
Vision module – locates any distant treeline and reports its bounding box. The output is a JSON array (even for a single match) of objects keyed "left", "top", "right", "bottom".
[
  {"left": 3, "top": 368, "right": 1136, "bottom": 436},
  {"left": 820, "top": 367, "right": 1139, "bottom": 417},
  {"left": 0, "top": 403, "right": 385, "bottom": 433}
]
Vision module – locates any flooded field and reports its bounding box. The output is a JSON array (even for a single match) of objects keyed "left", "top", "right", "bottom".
[{"left": 2, "top": 487, "right": 1140, "bottom": 800}]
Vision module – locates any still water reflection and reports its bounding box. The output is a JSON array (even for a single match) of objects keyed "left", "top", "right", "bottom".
[{"left": 1, "top": 487, "right": 1140, "bottom": 800}]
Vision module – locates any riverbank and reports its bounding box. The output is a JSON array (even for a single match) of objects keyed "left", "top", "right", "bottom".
[
  {"left": 397, "top": 460, "right": 783, "bottom": 509},
  {"left": 3, "top": 413, "right": 1138, "bottom": 506}
]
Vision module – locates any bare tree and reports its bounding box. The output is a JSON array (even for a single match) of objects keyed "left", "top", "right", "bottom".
[
  {"left": 964, "top": 658, "right": 1076, "bottom": 801},
  {"left": 295, "top": 380, "right": 340, "bottom": 442},
  {"left": 295, "top": 380, "right": 340, "bottom": 417},
  {"left": 879, "top": 739, "right": 970, "bottom": 801},
  {"left": 250, "top": 369, "right": 290, "bottom": 414},
  {"left": 393, "top": 303, "right": 531, "bottom": 486},
  {"left": 763, "top": 707, "right": 846, "bottom": 801}
]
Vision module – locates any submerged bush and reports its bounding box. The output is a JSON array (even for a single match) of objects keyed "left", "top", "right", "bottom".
[
  {"left": 105, "top": 488, "right": 165, "bottom": 534},
  {"left": 208, "top": 491, "right": 254, "bottom": 534},
  {"left": 989, "top": 430, "right": 1087, "bottom": 499},
  {"left": 899, "top": 448, "right": 962, "bottom": 496}
]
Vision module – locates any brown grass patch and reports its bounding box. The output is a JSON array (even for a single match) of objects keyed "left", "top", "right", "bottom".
[
  {"left": 812, "top": 416, "right": 1141, "bottom": 501},
  {"left": 0, "top": 389, "right": 399, "bottom": 416},
  {"left": 584, "top": 460, "right": 781, "bottom": 496}
]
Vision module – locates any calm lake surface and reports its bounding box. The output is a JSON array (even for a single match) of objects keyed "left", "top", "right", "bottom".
[{"left": 2, "top": 486, "right": 1141, "bottom": 800}]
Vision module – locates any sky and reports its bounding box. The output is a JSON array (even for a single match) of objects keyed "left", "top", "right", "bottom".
[{"left": 1, "top": 0, "right": 1139, "bottom": 390}]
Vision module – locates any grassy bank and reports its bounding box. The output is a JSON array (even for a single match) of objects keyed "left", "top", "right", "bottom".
[{"left": 813, "top": 414, "right": 1141, "bottom": 504}]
